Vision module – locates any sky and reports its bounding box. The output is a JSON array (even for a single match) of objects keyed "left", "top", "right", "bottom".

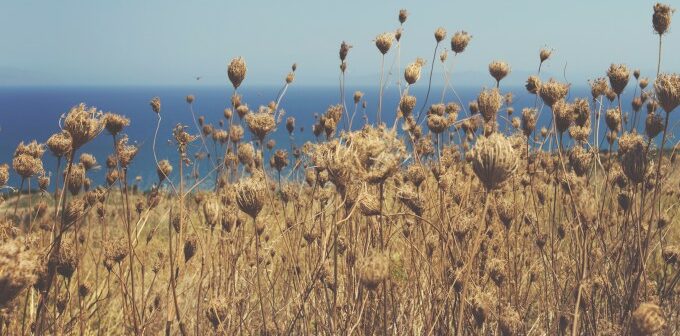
[{"left": 1, "top": 0, "right": 678, "bottom": 87}]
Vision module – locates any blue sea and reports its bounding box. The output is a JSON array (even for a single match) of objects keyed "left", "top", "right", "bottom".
[{"left": 0, "top": 84, "right": 670, "bottom": 190}]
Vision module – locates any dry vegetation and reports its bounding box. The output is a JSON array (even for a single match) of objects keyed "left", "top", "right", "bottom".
[{"left": 2, "top": 4, "right": 680, "bottom": 336}]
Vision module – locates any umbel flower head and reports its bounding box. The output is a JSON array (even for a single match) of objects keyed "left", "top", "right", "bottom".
[
  {"left": 653, "top": 3, "right": 674, "bottom": 35},
  {"left": 477, "top": 88, "right": 502, "bottom": 123},
  {"left": 245, "top": 110, "right": 276, "bottom": 141},
  {"left": 235, "top": 173, "right": 266, "bottom": 219},
  {"left": 434, "top": 27, "right": 446, "bottom": 43},
  {"left": 150, "top": 97, "right": 161, "bottom": 114},
  {"left": 654, "top": 73, "right": 680, "bottom": 113},
  {"left": 606, "top": 64, "right": 630, "bottom": 95},
  {"left": 539, "top": 79, "right": 570, "bottom": 108},
  {"left": 451, "top": 31, "right": 472, "bottom": 54},
  {"left": 228, "top": 57, "right": 247, "bottom": 89},
  {"left": 471, "top": 133, "right": 518, "bottom": 190},
  {"left": 404, "top": 58, "right": 425, "bottom": 85},
  {"left": 46, "top": 131, "right": 72, "bottom": 158},
  {"left": 488, "top": 60, "right": 511, "bottom": 85},
  {"left": 618, "top": 132, "right": 648, "bottom": 184},
  {"left": 103, "top": 113, "right": 130, "bottom": 136},
  {"left": 63, "top": 103, "right": 105, "bottom": 150},
  {"left": 375, "top": 32, "right": 394, "bottom": 55}
]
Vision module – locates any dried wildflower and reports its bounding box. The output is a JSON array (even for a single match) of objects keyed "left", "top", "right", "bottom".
[
  {"left": 499, "top": 306, "right": 522, "bottom": 336},
  {"left": 0, "top": 164, "right": 8, "bottom": 186},
  {"left": 206, "top": 297, "right": 229, "bottom": 329},
  {"left": 358, "top": 252, "right": 389, "bottom": 290},
  {"left": 619, "top": 132, "right": 648, "bottom": 184},
  {"left": 399, "top": 9, "right": 408, "bottom": 24},
  {"left": 79, "top": 153, "right": 98, "bottom": 171},
  {"left": 399, "top": 95, "right": 417, "bottom": 117},
  {"left": 12, "top": 154, "right": 42, "bottom": 179},
  {"left": 525, "top": 75, "right": 541, "bottom": 94},
  {"left": 489, "top": 61, "right": 511, "bottom": 85},
  {"left": 607, "top": 64, "right": 630, "bottom": 95},
  {"left": 115, "top": 136, "right": 138, "bottom": 168},
  {"left": 270, "top": 149, "right": 288, "bottom": 172},
  {"left": 451, "top": 31, "right": 472, "bottom": 54},
  {"left": 477, "top": 88, "right": 502, "bottom": 123},
  {"left": 539, "top": 48, "right": 552, "bottom": 62},
  {"left": 52, "top": 241, "right": 77, "bottom": 278},
  {"left": 103, "top": 113, "right": 130, "bottom": 136},
  {"left": 471, "top": 133, "right": 518, "bottom": 190},
  {"left": 397, "top": 186, "right": 425, "bottom": 215},
  {"left": 236, "top": 175, "right": 266, "bottom": 219},
  {"left": 427, "top": 114, "right": 448, "bottom": 134},
  {"left": 653, "top": 3, "right": 674, "bottom": 35},
  {"left": 375, "top": 32, "right": 394, "bottom": 54},
  {"left": 156, "top": 159, "right": 172, "bottom": 182},
  {"left": 605, "top": 108, "right": 622, "bottom": 132},
  {"left": 569, "top": 146, "right": 592, "bottom": 176},
  {"left": 150, "top": 97, "right": 161, "bottom": 114},
  {"left": 63, "top": 103, "right": 105, "bottom": 149},
  {"left": 245, "top": 111, "right": 276, "bottom": 141},
  {"left": 654, "top": 73, "right": 680, "bottom": 113},
  {"left": 553, "top": 100, "right": 575, "bottom": 134},
  {"left": 590, "top": 77, "right": 608, "bottom": 99},
  {"left": 104, "top": 239, "right": 128, "bottom": 264},
  {"left": 0, "top": 239, "right": 39, "bottom": 308},
  {"left": 539, "top": 79, "right": 570, "bottom": 108},
  {"left": 631, "top": 303, "right": 665, "bottom": 335},
  {"left": 227, "top": 57, "right": 247, "bottom": 89},
  {"left": 404, "top": 58, "right": 425, "bottom": 85},
  {"left": 46, "top": 131, "right": 72, "bottom": 158},
  {"left": 521, "top": 108, "right": 537, "bottom": 137},
  {"left": 358, "top": 193, "right": 381, "bottom": 216},
  {"left": 339, "top": 41, "right": 352, "bottom": 62},
  {"left": 434, "top": 27, "right": 446, "bottom": 43},
  {"left": 662, "top": 245, "right": 680, "bottom": 265}
]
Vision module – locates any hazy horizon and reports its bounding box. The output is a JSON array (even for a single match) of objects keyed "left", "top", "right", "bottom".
[{"left": 1, "top": 0, "right": 678, "bottom": 88}]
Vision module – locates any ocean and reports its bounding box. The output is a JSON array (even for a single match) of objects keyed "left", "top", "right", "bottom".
[{"left": 0, "top": 84, "right": 669, "bottom": 190}]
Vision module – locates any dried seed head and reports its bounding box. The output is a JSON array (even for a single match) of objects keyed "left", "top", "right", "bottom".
[
  {"left": 46, "top": 131, "right": 72, "bottom": 158},
  {"left": 0, "top": 164, "right": 8, "bottom": 186},
  {"left": 539, "top": 48, "right": 552, "bottom": 62},
  {"left": 404, "top": 58, "right": 425, "bottom": 85},
  {"left": 653, "top": 3, "right": 674, "bottom": 35},
  {"left": 358, "top": 252, "right": 389, "bottom": 290},
  {"left": 489, "top": 61, "right": 511, "bottom": 84},
  {"left": 553, "top": 100, "right": 575, "bottom": 134},
  {"left": 646, "top": 112, "right": 664, "bottom": 138},
  {"left": 427, "top": 114, "right": 449, "bottom": 134},
  {"left": 451, "top": 31, "right": 472, "bottom": 54},
  {"left": 206, "top": 297, "right": 229, "bottom": 330},
  {"left": 156, "top": 159, "right": 173, "bottom": 182},
  {"left": 227, "top": 57, "right": 247, "bottom": 89},
  {"left": 353, "top": 91, "right": 363, "bottom": 104},
  {"left": 236, "top": 175, "right": 266, "bottom": 219},
  {"left": 398, "top": 9, "right": 408, "bottom": 24},
  {"left": 654, "top": 73, "right": 680, "bottom": 113},
  {"left": 477, "top": 88, "right": 503, "bottom": 123},
  {"left": 525, "top": 75, "right": 541, "bottom": 94},
  {"left": 103, "top": 113, "right": 130, "bottom": 136},
  {"left": 631, "top": 303, "right": 665, "bottom": 335},
  {"left": 590, "top": 77, "right": 608, "bottom": 99},
  {"left": 0, "top": 239, "right": 39, "bottom": 308},
  {"left": 607, "top": 64, "right": 630, "bottom": 95},
  {"left": 358, "top": 193, "right": 381, "bottom": 217},
  {"left": 375, "top": 32, "right": 394, "bottom": 55},
  {"left": 619, "top": 132, "right": 648, "bottom": 184},
  {"left": 434, "top": 27, "right": 446, "bottom": 43},
  {"left": 63, "top": 103, "right": 105, "bottom": 149},
  {"left": 640, "top": 77, "right": 650, "bottom": 89},
  {"left": 79, "top": 153, "right": 98, "bottom": 171},
  {"left": 203, "top": 197, "right": 220, "bottom": 229},
  {"left": 471, "top": 133, "right": 518, "bottom": 190},
  {"left": 605, "top": 108, "right": 622, "bottom": 132},
  {"left": 150, "top": 97, "right": 161, "bottom": 114},
  {"left": 339, "top": 41, "right": 352, "bottom": 61},
  {"left": 245, "top": 111, "right": 276, "bottom": 141},
  {"left": 539, "top": 79, "right": 570, "bottom": 108},
  {"left": 521, "top": 108, "right": 538, "bottom": 137},
  {"left": 53, "top": 241, "right": 78, "bottom": 278},
  {"left": 12, "top": 154, "right": 43, "bottom": 179},
  {"left": 397, "top": 186, "right": 425, "bottom": 215},
  {"left": 115, "top": 136, "right": 138, "bottom": 168},
  {"left": 400, "top": 95, "right": 417, "bottom": 117},
  {"left": 271, "top": 149, "right": 289, "bottom": 172}
]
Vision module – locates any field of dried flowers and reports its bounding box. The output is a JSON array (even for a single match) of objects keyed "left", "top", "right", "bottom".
[{"left": 1, "top": 4, "right": 680, "bottom": 336}]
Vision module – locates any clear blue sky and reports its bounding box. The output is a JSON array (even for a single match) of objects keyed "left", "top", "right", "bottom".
[{"left": 1, "top": 0, "right": 677, "bottom": 87}]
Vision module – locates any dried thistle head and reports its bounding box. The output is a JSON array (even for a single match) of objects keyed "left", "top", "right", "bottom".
[
  {"left": 488, "top": 61, "right": 511, "bottom": 85},
  {"left": 539, "top": 79, "right": 570, "bottom": 108},
  {"left": 471, "top": 133, "right": 518, "bottom": 190},
  {"left": 63, "top": 103, "right": 105, "bottom": 149},
  {"left": 404, "top": 58, "right": 425, "bottom": 85},
  {"left": 606, "top": 64, "right": 630, "bottom": 95},
  {"left": 451, "top": 31, "right": 472, "bottom": 54},
  {"left": 46, "top": 131, "right": 72, "bottom": 158},
  {"left": 375, "top": 32, "right": 394, "bottom": 55},
  {"left": 103, "top": 113, "right": 130, "bottom": 136},
  {"left": 477, "top": 88, "right": 502, "bottom": 123},
  {"left": 653, "top": 3, "right": 674, "bottom": 35},
  {"left": 227, "top": 57, "right": 247, "bottom": 89},
  {"left": 654, "top": 73, "right": 680, "bottom": 113}
]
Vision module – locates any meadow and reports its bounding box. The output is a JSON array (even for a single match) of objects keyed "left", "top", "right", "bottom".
[{"left": 1, "top": 4, "right": 680, "bottom": 336}]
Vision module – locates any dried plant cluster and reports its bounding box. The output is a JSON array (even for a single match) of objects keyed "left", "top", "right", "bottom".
[{"left": 0, "top": 4, "right": 680, "bottom": 336}]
